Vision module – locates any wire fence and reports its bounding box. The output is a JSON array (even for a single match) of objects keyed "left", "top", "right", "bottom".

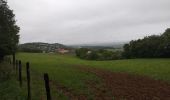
[{"left": 5, "top": 57, "right": 52, "bottom": 100}]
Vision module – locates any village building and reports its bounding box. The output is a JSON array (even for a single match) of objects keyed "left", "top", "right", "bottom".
[{"left": 57, "top": 48, "right": 69, "bottom": 54}]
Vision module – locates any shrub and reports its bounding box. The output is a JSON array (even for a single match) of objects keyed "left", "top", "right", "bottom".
[{"left": 75, "top": 48, "right": 123, "bottom": 60}]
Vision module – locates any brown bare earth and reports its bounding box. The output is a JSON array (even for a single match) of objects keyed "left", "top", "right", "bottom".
[
  {"left": 51, "top": 66, "right": 170, "bottom": 100},
  {"left": 78, "top": 66, "right": 170, "bottom": 100}
]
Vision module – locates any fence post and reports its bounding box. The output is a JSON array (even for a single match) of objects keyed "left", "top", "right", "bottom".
[
  {"left": 26, "top": 62, "right": 31, "bottom": 100},
  {"left": 16, "top": 60, "right": 18, "bottom": 74},
  {"left": 13, "top": 53, "right": 15, "bottom": 69},
  {"left": 44, "top": 73, "right": 51, "bottom": 100},
  {"left": 19, "top": 60, "right": 22, "bottom": 87},
  {"left": 9, "top": 58, "right": 12, "bottom": 65},
  {"left": 7, "top": 57, "right": 10, "bottom": 64}
]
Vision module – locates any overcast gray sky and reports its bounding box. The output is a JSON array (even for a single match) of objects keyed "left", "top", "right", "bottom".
[{"left": 8, "top": 0, "right": 170, "bottom": 45}]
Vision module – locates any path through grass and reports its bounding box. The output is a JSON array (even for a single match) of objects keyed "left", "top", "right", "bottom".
[{"left": 16, "top": 53, "right": 170, "bottom": 99}]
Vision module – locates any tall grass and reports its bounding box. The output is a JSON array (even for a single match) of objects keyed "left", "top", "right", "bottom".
[{"left": 0, "top": 62, "right": 26, "bottom": 100}]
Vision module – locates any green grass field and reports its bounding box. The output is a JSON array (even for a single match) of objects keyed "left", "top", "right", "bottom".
[
  {"left": 14, "top": 53, "right": 170, "bottom": 99},
  {"left": 0, "top": 62, "right": 26, "bottom": 100}
]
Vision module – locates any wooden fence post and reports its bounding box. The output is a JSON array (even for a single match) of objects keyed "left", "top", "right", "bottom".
[
  {"left": 26, "top": 62, "right": 31, "bottom": 100},
  {"left": 44, "top": 73, "right": 51, "bottom": 100},
  {"left": 13, "top": 53, "right": 15, "bottom": 69},
  {"left": 16, "top": 60, "right": 18, "bottom": 74},
  {"left": 9, "top": 58, "right": 12, "bottom": 65},
  {"left": 19, "top": 60, "right": 22, "bottom": 87},
  {"left": 6, "top": 57, "right": 10, "bottom": 64}
]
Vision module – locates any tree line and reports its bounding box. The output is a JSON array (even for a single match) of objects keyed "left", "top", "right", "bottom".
[
  {"left": 75, "top": 48, "right": 122, "bottom": 60},
  {"left": 18, "top": 48, "right": 42, "bottom": 53},
  {"left": 0, "top": 0, "right": 19, "bottom": 61},
  {"left": 76, "top": 28, "right": 170, "bottom": 60},
  {"left": 123, "top": 28, "right": 170, "bottom": 58}
]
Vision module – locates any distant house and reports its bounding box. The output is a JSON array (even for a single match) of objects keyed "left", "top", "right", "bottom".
[
  {"left": 57, "top": 48, "right": 69, "bottom": 54},
  {"left": 87, "top": 51, "right": 92, "bottom": 54}
]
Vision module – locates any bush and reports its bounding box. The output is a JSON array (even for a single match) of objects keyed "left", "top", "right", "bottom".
[
  {"left": 0, "top": 62, "right": 12, "bottom": 81},
  {"left": 75, "top": 48, "right": 122, "bottom": 60},
  {"left": 18, "top": 48, "right": 42, "bottom": 53},
  {"left": 75, "top": 48, "right": 89, "bottom": 59}
]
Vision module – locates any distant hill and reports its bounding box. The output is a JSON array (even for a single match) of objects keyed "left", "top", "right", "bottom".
[
  {"left": 69, "top": 42, "right": 127, "bottom": 49},
  {"left": 18, "top": 42, "right": 69, "bottom": 53}
]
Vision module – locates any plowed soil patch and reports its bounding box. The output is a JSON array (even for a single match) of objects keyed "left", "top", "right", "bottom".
[{"left": 77, "top": 66, "right": 170, "bottom": 100}]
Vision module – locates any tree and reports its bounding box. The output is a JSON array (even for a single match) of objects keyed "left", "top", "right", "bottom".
[
  {"left": 0, "top": 0, "right": 19, "bottom": 61},
  {"left": 161, "top": 28, "right": 170, "bottom": 57},
  {"left": 75, "top": 48, "right": 89, "bottom": 59},
  {"left": 123, "top": 28, "right": 170, "bottom": 58}
]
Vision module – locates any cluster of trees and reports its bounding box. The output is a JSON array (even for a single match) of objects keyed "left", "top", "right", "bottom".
[
  {"left": 18, "top": 48, "right": 42, "bottom": 53},
  {"left": 76, "top": 28, "right": 170, "bottom": 60},
  {"left": 123, "top": 28, "right": 170, "bottom": 58},
  {"left": 0, "top": 0, "right": 19, "bottom": 61},
  {"left": 75, "top": 48, "right": 122, "bottom": 60}
]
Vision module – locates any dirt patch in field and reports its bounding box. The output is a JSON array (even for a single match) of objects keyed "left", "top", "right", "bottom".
[{"left": 76, "top": 66, "right": 170, "bottom": 100}]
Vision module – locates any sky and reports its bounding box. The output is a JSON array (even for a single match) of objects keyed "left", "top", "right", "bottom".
[{"left": 8, "top": 0, "right": 170, "bottom": 45}]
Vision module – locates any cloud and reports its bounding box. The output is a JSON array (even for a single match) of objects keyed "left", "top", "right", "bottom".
[{"left": 8, "top": 0, "right": 170, "bottom": 44}]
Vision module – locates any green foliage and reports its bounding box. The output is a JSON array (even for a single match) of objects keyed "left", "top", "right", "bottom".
[
  {"left": 0, "top": 79, "right": 26, "bottom": 100},
  {"left": 76, "top": 48, "right": 122, "bottom": 60},
  {"left": 75, "top": 48, "right": 89, "bottom": 59},
  {"left": 161, "top": 28, "right": 170, "bottom": 57},
  {"left": 0, "top": 62, "right": 26, "bottom": 99},
  {"left": 123, "top": 28, "right": 170, "bottom": 58},
  {"left": 19, "top": 47, "right": 42, "bottom": 53},
  {"left": 0, "top": 0, "right": 20, "bottom": 60},
  {"left": 0, "top": 62, "right": 12, "bottom": 81},
  {"left": 18, "top": 42, "right": 69, "bottom": 53}
]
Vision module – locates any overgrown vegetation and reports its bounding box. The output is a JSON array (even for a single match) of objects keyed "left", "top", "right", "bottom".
[
  {"left": 0, "top": 0, "right": 20, "bottom": 61},
  {"left": 0, "top": 62, "right": 12, "bottom": 81},
  {"left": 123, "top": 28, "right": 170, "bottom": 58},
  {"left": 75, "top": 48, "right": 122, "bottom": 60},
  {"left": 76, "top": 28, "right": 170, "bottom": 60},
  {"left": 19, "top": 47, "right": 43, "bottom": 53},
  {"left": 0, "top": 61, "right": 26, "bottom": 99}
]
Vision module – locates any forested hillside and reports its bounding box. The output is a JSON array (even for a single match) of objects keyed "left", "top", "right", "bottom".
[{"left": 18, "top": 42, "right": 69, "bottom": 53}]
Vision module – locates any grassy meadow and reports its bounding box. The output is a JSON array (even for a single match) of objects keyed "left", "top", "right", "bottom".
[
  {"left": 0, "top": 62, "right": 26, "bottom": 100},
  {"left": 13, "top": 53, "right": 170, "bottom": 99}
]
